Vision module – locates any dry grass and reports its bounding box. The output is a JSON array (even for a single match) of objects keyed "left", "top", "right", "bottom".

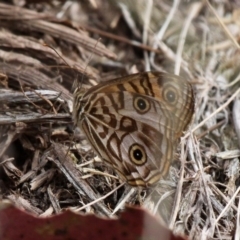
[{"left": 0, "top": 0, "right": 240, "bottom": 239}]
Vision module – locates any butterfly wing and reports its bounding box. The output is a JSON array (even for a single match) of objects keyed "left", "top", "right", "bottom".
[{"left": 74, "top": 72, "right": 194, "bottom": 187}]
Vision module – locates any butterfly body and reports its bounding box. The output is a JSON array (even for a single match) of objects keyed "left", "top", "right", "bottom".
[{"left": 73, "top": 72, "right": 194, "bottom": 187}]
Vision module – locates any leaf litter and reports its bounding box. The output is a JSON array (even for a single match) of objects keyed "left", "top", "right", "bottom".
[{"left": 0, "top": 1, "right": 240, "bottom": 239}]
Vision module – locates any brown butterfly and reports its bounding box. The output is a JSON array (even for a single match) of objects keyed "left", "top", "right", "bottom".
[{"left": 73, "top": 72, "right": 194, "bottom": 187}]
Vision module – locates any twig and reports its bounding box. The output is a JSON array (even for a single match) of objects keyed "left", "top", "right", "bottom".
[
  {"left": 184, "top": 88, "right": 240, "bottom": 138},
  {"left": 214, "top": 186, "right": 240, "bottom": 224},
  {"left": 150, "top": 0, "right": 180, "bottom": 71},
  {"left": 111, "top": 187, "right": 136, "bottom": 215},
  {"left": 206, "top": 0, "right": 240, "bottom": 49},
  {"left": 142, "top": 0, "right": 152, "bottom": 71},
  {"left": 81, "top": 25, "right": 162, "bottom": 54},
  {"left": 169, "top": 138, "right": 187, "bottom": 229},
  {"left": 175, "top": 2, "right": 203, "bottom": 75},
  {"left": 77, "top": 183, "right": 124, "bottom": 212},
  {"left": 196, "top": 119, "right": 226, "bottom": 139},
  {"left": 235, "top": 195, "right": 240, "bottom": 240}
]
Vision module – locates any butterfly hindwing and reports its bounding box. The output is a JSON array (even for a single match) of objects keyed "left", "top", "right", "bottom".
[{"left": 73, "top": 72, "right": 194, "bottom": 187}]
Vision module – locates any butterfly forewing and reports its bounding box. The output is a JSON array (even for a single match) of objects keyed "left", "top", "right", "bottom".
[{"left": 73, "top": 72, "right": 194, "bottom": 187}]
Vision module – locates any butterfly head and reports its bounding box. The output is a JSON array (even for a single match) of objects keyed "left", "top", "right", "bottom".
[{"left": 72, "top": 87, "right": 86, "bottom": 127}]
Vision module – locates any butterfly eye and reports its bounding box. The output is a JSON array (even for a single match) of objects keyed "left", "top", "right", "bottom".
[
  {"left": 129, "top": 144, "right": 147, "bottom": 166},
  {"left": 163, "top": 86, "right": 177, "bottom": 105},
  {"left": 133, "top": 97, "right": 150, "bottom": 114}
]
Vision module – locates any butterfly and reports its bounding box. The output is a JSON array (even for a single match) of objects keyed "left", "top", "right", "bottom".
[{"left": 73, "top": 72, "right": 194, "bottom": 187}]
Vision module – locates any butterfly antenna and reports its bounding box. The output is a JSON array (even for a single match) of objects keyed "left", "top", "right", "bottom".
[
  {"left": 43, "top": 43, "right": 77, "bottom": 163},
  {"left": 77, "top": 37, "right": 101, "bottom": 91},
  {"left": 43, "top": 43, "right": 72, "bottom": 67},
  {"left": 43, "top": 43, "right": 80, "bottom": 93},
  {"left": 45, "top": 39, "right": 101, "bottom": 162}
]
